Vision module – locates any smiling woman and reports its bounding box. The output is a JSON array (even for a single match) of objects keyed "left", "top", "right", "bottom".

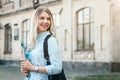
[{"left": 20, "top": 7, "right": 62, "bottom": 80}]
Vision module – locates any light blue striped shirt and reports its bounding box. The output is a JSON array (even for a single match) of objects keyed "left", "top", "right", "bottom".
[{"left": 24, "top": 31, "right": 62, "bottom": 80}]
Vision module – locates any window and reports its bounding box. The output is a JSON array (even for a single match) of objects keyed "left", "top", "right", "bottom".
[
  {"left": 64, "top": 29, "right": 67, "bottom": 51},
  {"left": 22, "top": 19, "right": 31, "bottom": 48},
  {"left": 4, "top": 23, "right": 12, "bottom": 54},
  {"left": 5, "top": 0, "right": 11, "bottom": 3},
  {"left": 0, "top": 0, "right": 2, "bottom": 8},
  {"left": 14, "top": 28, "right": 19, "bottom": 40},
  {"left": 100, "top": 25, "right": 105, "bottom": 50},
  {"left": 53, "top": 14, "right": 60, "bottom": 27},
  {"left": 77, "top": 7, "right": 94, "bottom": 50}
]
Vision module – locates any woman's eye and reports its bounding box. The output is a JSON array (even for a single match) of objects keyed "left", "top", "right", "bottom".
[
  {"left": 40, "top": 17, "right": 44, "bottom": 20},
  {"left": 47, "top": 18, "right": 50, "bottom": 21}
]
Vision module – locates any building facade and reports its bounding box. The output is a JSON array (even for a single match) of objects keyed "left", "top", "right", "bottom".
[{"left": 0, "top": 0, "right": 120, "bottom": 75}]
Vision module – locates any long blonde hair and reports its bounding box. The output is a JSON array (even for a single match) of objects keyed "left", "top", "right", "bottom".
[{"left": 28, "top": 6, "right": 55, "bottom": 49}]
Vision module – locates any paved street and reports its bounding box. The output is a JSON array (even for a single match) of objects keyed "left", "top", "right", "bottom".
[
  {"left": 0, "top": 65, "right": 72, "bottom": 80},
  {"left": 0, "top": 65, "right": 24, "bottom": 80}
]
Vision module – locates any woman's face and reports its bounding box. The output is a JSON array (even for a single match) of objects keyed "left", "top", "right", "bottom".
[{"left": 37, "top": 11, "right": 51, "bottom": 32}]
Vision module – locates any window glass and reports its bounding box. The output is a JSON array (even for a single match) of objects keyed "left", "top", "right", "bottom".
[
  {"left": 4, "top": 24, "right": 12, "bottom": 53},
  {"left": 77, "top": 7, "right": 94, "bottom": 50},
  {"left": 22, "top": 19, "right": 31, "bottom": 48}
]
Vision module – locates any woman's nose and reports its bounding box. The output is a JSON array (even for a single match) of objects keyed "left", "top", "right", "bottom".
[{"left": 43, "top": 19, "right": 48, "bottom": 23}]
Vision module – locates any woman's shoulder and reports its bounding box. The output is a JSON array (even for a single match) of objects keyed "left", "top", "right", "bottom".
[
  {"left": 48, "top": 35, "right": 57, "bottom": 42},
  {"left": 47, "top": 35, "right": 59, "bottom": 48},
  {"left": 47, "top": 35, "right": 58, "bottom": 44}
]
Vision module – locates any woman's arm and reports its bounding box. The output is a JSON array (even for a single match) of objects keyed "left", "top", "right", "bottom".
[
  {"left": 45, "top": 37, "right": 62, "bottom": 75},
  {"left": 21, "top": 37, "right": 62, "bottom": 74},
  {"left": 21, "top": 59, "right": 48, "bottom": 74}
]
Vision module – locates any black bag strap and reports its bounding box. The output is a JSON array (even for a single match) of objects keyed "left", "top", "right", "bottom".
[
  {"left": 44, "top": 34, "right": 67, "bottom": 80},
  {"left": 43, "top": 34, "right": 51, "bottom": 65}
]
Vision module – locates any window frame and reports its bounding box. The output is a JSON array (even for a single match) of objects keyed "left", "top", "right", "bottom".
[
  {"left": 4, "top": 23, "right": 12, "bottom": 54},
  {"left": 22, "top": 19, "right": 31, "bottom": 48},
  {"left": 76, "top": 7, "right": 94, "bottom": 51}
]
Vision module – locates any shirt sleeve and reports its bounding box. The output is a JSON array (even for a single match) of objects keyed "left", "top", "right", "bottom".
[{"left": 45, "top": 36, "right": 62, "bottom": 75}]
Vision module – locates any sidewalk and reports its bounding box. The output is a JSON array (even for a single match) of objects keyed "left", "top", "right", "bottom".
[
  {"left": 0, "top": 65, "right": 72, "bottom": 80},
  {"left": 0, "top": 65, "right": 24, "bottom": 80},
  {"left": 1, "top": 65, "right": 120, "bottom": 80}
]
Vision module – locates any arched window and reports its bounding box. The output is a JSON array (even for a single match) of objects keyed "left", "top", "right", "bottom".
[
  {"left": 77, "top": 7, "right": 94, "bottom": 50},
  {"left": 22, "top": 19, "right": 31, "bottom": 48},
  {"left": 4, "top": 23, "right": 12, "bottom": 54}
]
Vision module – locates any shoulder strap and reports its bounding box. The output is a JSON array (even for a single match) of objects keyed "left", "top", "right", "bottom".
[{"left": 43, "top": 34, "right": 51, "bottom": 65}]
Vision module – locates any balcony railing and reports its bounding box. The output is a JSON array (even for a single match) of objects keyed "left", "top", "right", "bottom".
[
  {"left": 39, "top": 0, "right": 61, "bottom": 4},
  {"left": 33, "top": 0, "right": 61, "bottom": 9},
  {"left": 0, "top": 0, "right": 61, "bottom": 15},
  {"left": 20, "top": 0, "right": 33, "bottom": 8},
  {"left": 2, "top": 1, "right": 14, "bottom": 13}
]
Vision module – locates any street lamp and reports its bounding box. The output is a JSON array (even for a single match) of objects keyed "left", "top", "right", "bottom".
[{"left": 33, "top": 0, "right": 39, "bottom": 9}]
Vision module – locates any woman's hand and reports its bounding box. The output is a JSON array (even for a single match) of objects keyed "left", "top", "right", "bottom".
[
  {"left": 21, "top": 59, "right": 35, "bottom": 75},
  {"left": 21, "top": 59, "right": 29, "bottom": 76}
]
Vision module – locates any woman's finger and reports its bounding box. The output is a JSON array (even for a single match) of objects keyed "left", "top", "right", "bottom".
[
  {"left": 21, "top": 67, "right": 28, "bottom": 72},
  {"left": 21, "top": 61, "right": 27, "bottom": 67}
]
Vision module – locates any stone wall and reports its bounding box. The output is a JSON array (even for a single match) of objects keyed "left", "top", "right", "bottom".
[{"left": 63, "top": 61, "right": 111, "bottom": 77}]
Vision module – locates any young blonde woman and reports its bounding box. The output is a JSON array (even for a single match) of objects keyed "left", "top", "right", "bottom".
[{"left": 20, "top": 7, "right": 62, "bottom": 80}]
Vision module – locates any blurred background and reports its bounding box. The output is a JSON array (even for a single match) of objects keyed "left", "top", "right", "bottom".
[{"left": 0, "top": 0, "right": 120, "bottom": 80}]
